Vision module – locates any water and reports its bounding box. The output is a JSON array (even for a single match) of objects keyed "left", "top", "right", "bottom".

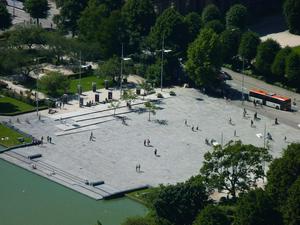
[{"left": 0, "top": 159, "right": 147, "bottom": 225}]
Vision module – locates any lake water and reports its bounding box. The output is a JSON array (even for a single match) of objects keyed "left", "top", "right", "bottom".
[{"left": 0, "top": 159, "right": 147, "bottom": 225}]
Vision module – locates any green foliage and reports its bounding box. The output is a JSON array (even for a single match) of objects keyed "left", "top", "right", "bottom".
[
  {"left": 78, "top": 0, "right": 109, "bottom": 41},
  {"left": 255, "top": 39, "right": 281, "bottom": 77},
  {"left": 97, "top": 56, "right": 120, "bottom": 81},
  {"left": 0, "top": 3, "right": 12, "bottom": 30},
  {"left": 266, "top": 143, "right": 300, "bottom": 207},
  {"left": 186, "top": 28, "right": 222, "bottom": 88},
  {"left": 121, "top": 0, "right": 156, "bottom": 52},
  {"left": 204, "top": 19, "right": 225, "bottom": 34},
  {"left": 220, "top": 28, "right": 242, "bottom": 62},
  {"left": 145, "top": 62, "right": 161, "bottom": 87},
  {"left": 200, "top": 140, "right": 272, "bottom": 198},
  {"left": 193, "top": 205, "right": 230, "bottom": 225},
  {"left": 153, "top": 176, "right": 208, "bottom": 225},
  {"left": 54, "top": 0, "right": 89, "bottom": 36},
  {"left": 271, "top": 47, "right": 292, "bottom": 82},
  {"left": 234, "top": 189, "right": 282, "bottom": 225},
  {"left": 226, "top": 4, "right": 248, "bottom": 30},
  {"left": 284, "top": 0, "right": 300, "bottom": 34},
  {"left": 238, "top": 31, "right": 260, "bottom": 62},
  {"left": 285, "top": 52, "right": 300, "bottom": 89},
  {"left": 147, "top": 7, "right": 188, "bottom": 53},
  {"left": 122, "top": 89, "right": 137, "bottom": 103},
  {"left": 283, "top": 177, "right": 300, "bottom": 225},
  {"left": 144, "top": 101, "right": 157, "bottom": 121},
  {"left": 38, "top": 72, "right": 70, "bottom": 97},
  {"left": 24, "top": 0, "right": 49, "bottom": 23},
  {"left": 121, "top": 216, "right": 155, "bottom": 225},
  {"left": 201, "top": 4, "right": 221, "bottom": 24},
  {"left": 184, "top": 12, "right": 202, "bottom": 43}
]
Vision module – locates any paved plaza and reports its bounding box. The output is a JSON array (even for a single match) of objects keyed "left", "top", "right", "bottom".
[{"left": 1, "top": 87, "right": 299, "bottom": 199}]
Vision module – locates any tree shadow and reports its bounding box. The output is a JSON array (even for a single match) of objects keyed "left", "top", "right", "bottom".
[
  {"left": 153, "top": 119, "right": 168, "bottom": 125},
  {"left": 0, "top": 102, "right": 20, "bottom": 114}
]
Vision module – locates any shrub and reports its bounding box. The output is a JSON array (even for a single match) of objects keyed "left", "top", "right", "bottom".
[{"left": 157, "top": 93, "right": 163, "bottom": 98}]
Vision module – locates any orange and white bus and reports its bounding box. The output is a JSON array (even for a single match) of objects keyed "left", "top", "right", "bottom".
[{"left": 249, "top": 89, "right": 291, "bottom": 111}]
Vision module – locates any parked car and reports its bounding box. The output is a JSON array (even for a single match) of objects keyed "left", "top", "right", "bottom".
[{"left": 219, "top": 70, "right": 232, "bottom": 80}]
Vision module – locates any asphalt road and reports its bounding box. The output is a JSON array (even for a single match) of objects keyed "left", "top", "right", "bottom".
[{"left": 223, "top": 67, "right": 300, "bottom": 130}]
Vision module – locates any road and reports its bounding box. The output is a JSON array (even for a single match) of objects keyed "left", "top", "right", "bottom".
[{"left": 223, "top": 67, "right": 300, "bottom": 130}]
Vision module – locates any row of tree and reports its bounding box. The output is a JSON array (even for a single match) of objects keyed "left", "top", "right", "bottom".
[{"left": 120, "top": 142, "right": 300, "bottom": 225}]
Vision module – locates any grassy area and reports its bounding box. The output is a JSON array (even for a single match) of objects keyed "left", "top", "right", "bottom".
[
  {"left": 69, "top": 75, "right": 109, "bottom": 94},
  {"left": 126, "top": 187, "right": 161, "bottom": 208},
  {"left": 293, "top": 46, "right": 300, "bottom": 55},
  {"left": 0, "top": 124, "right": 32, "bottom": 148},
  {"left": 0, "top": 95, "right": 35, "bottom": 115}
]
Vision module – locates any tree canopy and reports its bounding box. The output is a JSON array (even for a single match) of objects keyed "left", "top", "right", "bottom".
[
  {"left": 185, "top": 28, "right": 222, "bottom": 88},
  {"left": 220, "top": 28, "right": 241, "bottom": 62},
  {"left": 0, "top": 3, "right": 12, "bottom": 30},
  {"left": 184, "top": 12, "right": 202, "bottom": 43},
  {"left": 271, "top": 47, "right": 292, "bottom": 82},
  {"left": 193, "top": 205, "right": 230, "bottom": 225},
  {"left": 285, "top": 52, "right": 300, "bottom": 89},
  {"left": 234, "top": 189, "right": 282, "bottom": 225},
  {"left": 200, "top": 140, "right": 272, "bottom": 198},
  {"left": 201, "top": 4, "right": 221, "bottom": 24},
  {"left": 24, "top": 0, "right": 49, "bottom": 24},
  {"left": 238, "top": 31, "right": 260, "bottom": 62},
  {"left": 284, "top": 0, "right": 300, "bottom": 34},
  {"left": 255, "top": 39, "right": 281, "bottom": 78},
  {"left": 226, "top": 4, "right": 248, "bottom": 30},
  {"left": 283, "top": 177, "right": 300, "bottom": 225}
]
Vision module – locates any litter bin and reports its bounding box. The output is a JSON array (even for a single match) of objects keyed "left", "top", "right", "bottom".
[
  {"left": 108, "top": 91, "right": 112, "bottom": 100},
  {"left": 95, "top": 93, "right": 99, "bottom": 102},
  {"left": 79, "top": 97, "right": 84, "bottom": 107},
  {"left": 92, "top": 82, "right": 96, "bottom": 92}
]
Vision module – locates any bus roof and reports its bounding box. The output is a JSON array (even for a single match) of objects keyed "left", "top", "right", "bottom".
[{"left": 250, "top": 89, "right": 291, "bottom": 101}]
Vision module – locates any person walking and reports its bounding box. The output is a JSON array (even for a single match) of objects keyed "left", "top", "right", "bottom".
[
  {"left": 234, "top": 130, "right": 236, "bottom": 137},
  {"left": 154, "top": 149, "right": 157, "bottom": 156},
  {"left": 251, "top": 120, "right": 253, "bottom": 127}
]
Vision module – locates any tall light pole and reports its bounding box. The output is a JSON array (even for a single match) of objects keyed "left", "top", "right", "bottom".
[
  {"left": 13, "top": 0, "right": 16, "bottom": 17},
  {"left": 160, "top": 36, "right": 172, "bottom": 92},
  {"left": 242, "top": 57, "right": 245, "bottom": 104},
  {"left": 78, "top": 51, "right": 82, "bottom": 105},
  {"left": 120, "top": 43, "right": 131, "bottom": 97}
]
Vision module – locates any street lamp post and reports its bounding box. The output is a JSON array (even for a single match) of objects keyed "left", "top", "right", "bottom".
[
  {"left": 242, "top": 57, "right": 245, "bottom": 104},
  {"left": 160, "top": 36, "right": 172, "bottom": 92},
  {"left": 120, "top": 43, "right": 131, "bottom": 97}
]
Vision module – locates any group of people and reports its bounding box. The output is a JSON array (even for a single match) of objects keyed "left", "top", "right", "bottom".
[{"left": 185, "top": 119, "right": 200, "bottom": 132}]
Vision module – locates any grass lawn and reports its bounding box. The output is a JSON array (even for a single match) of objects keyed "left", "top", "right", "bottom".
[
  {"left": 293, "top": 46, "right": 300, "bottom": 55},
  {"left": 69, "top": 75, "right": 109, "bottom": 94},
  {"left": 0, "top": 124, "right": 32, "bottom": 148},
  {"left": 0, "top": 95, "right": 35, "bottom": 115},
  {"left": 126, "top": 187, "right": 161, "bottom": 207}
]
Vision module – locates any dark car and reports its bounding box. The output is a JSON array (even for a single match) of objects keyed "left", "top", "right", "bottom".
[{"left": 219, "top": 70, "right": 232, "bottom": 80}]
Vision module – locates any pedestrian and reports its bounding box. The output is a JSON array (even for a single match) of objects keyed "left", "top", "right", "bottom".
[
  {"left": 49, "top": 137, "right": 52, "bottom": 143},
  {"left": 196, "top": 126, "right": 199, "bottom": 131},
  {"left": 192, "top": 126, "right": 194, "bottom": 131},
  {"left": 135, "top": 164, "right": 138, "bottom": 172},
  {"left": 138, "top": 164, "right": 141, "bottom": 172},
  {"left": 251, "top": 120, "right": 253, "bottom": 127},
  {"left": 284, "top": 136, "right": 287, "bottom": 142},
  {"left": 234, "top": 130, "right": 236, "bottom": 137},
  {"left": 185, "top": 119, "right": 187, "bottom": 126},
  {"left": 154, "top": 149, "right": 157, "bottom": 156},
  {"left": 147, "top": 139, "right": 150, "bottom": 146},
  {"left": 47, "top": 136, "right": 49, "bottom": 142},
  {"left": 144, "top": 139, "right": 146, "bottom": 146},
  {"left": 275, "top": 118, "right": 279, "bottom": 125},
  {"left": 229, "top": 117, "right": 232, "bottom": 125},
  {"left": 90, "top": 132, "right": 93, "bottom": 141}
]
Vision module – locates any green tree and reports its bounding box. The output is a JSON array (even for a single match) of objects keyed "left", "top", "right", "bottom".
[
  {"left": 24, "top": 0, "right": 49, "bottom": 24},
  {"left": 204, "top": 19, "right": 225, "bottom": 34},
  {"left": 201, "top": 4, "right": 221, "bottom": 24},
  {"left": 54, "top": 0, "right": 89, "bottom": 36},
  {"left": 193, "top": 205, "right": 230, "bottom": 225},
  {"left": 97, "top": 56, "right": 120, "bottom": 82},
  {"left": 271, "top": 47, "right": 292, "bottom": 82},
  {"left": 144, "top": 101, "right": 157, "bottom": 121},
  {"left": 185, "top": 28, "right": 222, "bottom": 88},
  {"left": 285, "top": 52, "right": 300, "bottom": 89},
  {"left": 238, "top": 31, "right": 260, "bottom": 63},
  {"left": 145, "top": 62, "right": 161, "bottom": 87},
  {"left": 255, "top": 39, "right": 281, "bottom": 78},
  {"left": 44, "top": 32, "right": 69, "bottom": 64},
  {"left": 38, "top": 72, "right": 70, "bottom": 97},
  {"left": 121, "top": 0, "right": 156, "bottom": 52},
  {"left": 78, "top": 0, "right": 109, "bottom": 41},
  {"left": 266, "top": 143, "right": 300, "bottom": 207},
  {"left": 283, "top": 0, "right": 300, "bottom": 34},
  {"left": 234, "top": 189, "right": 282, "bottom": 225},
  {"left": 283, "top": 177, "right": 300, "bottom": 225},
  {"left": 200, "top": 140, "right": 272, "bottom": 198},
  {"left": 0, "top": 3, "right": 12, "bottom": 30},
  {"left": 220, "top": 28, "right": 242, "bottom": 62},
  {"left": 147, "top": 7, "right": 188, "bottom": 53},
  {"left": 121, "top": 216, "right": 155, "bottom": 225},
  {"left": 154, "top": 177, "right": 208, "bottom": 225},
  {"left": 109, "top": 100, "right": 121, "bottom": 116},
  {"left": 184, "top": 12, "right": 202, "bottom": 43},
  {"left": 226, "top": 4, "right": 248, "bottom": 30}
]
